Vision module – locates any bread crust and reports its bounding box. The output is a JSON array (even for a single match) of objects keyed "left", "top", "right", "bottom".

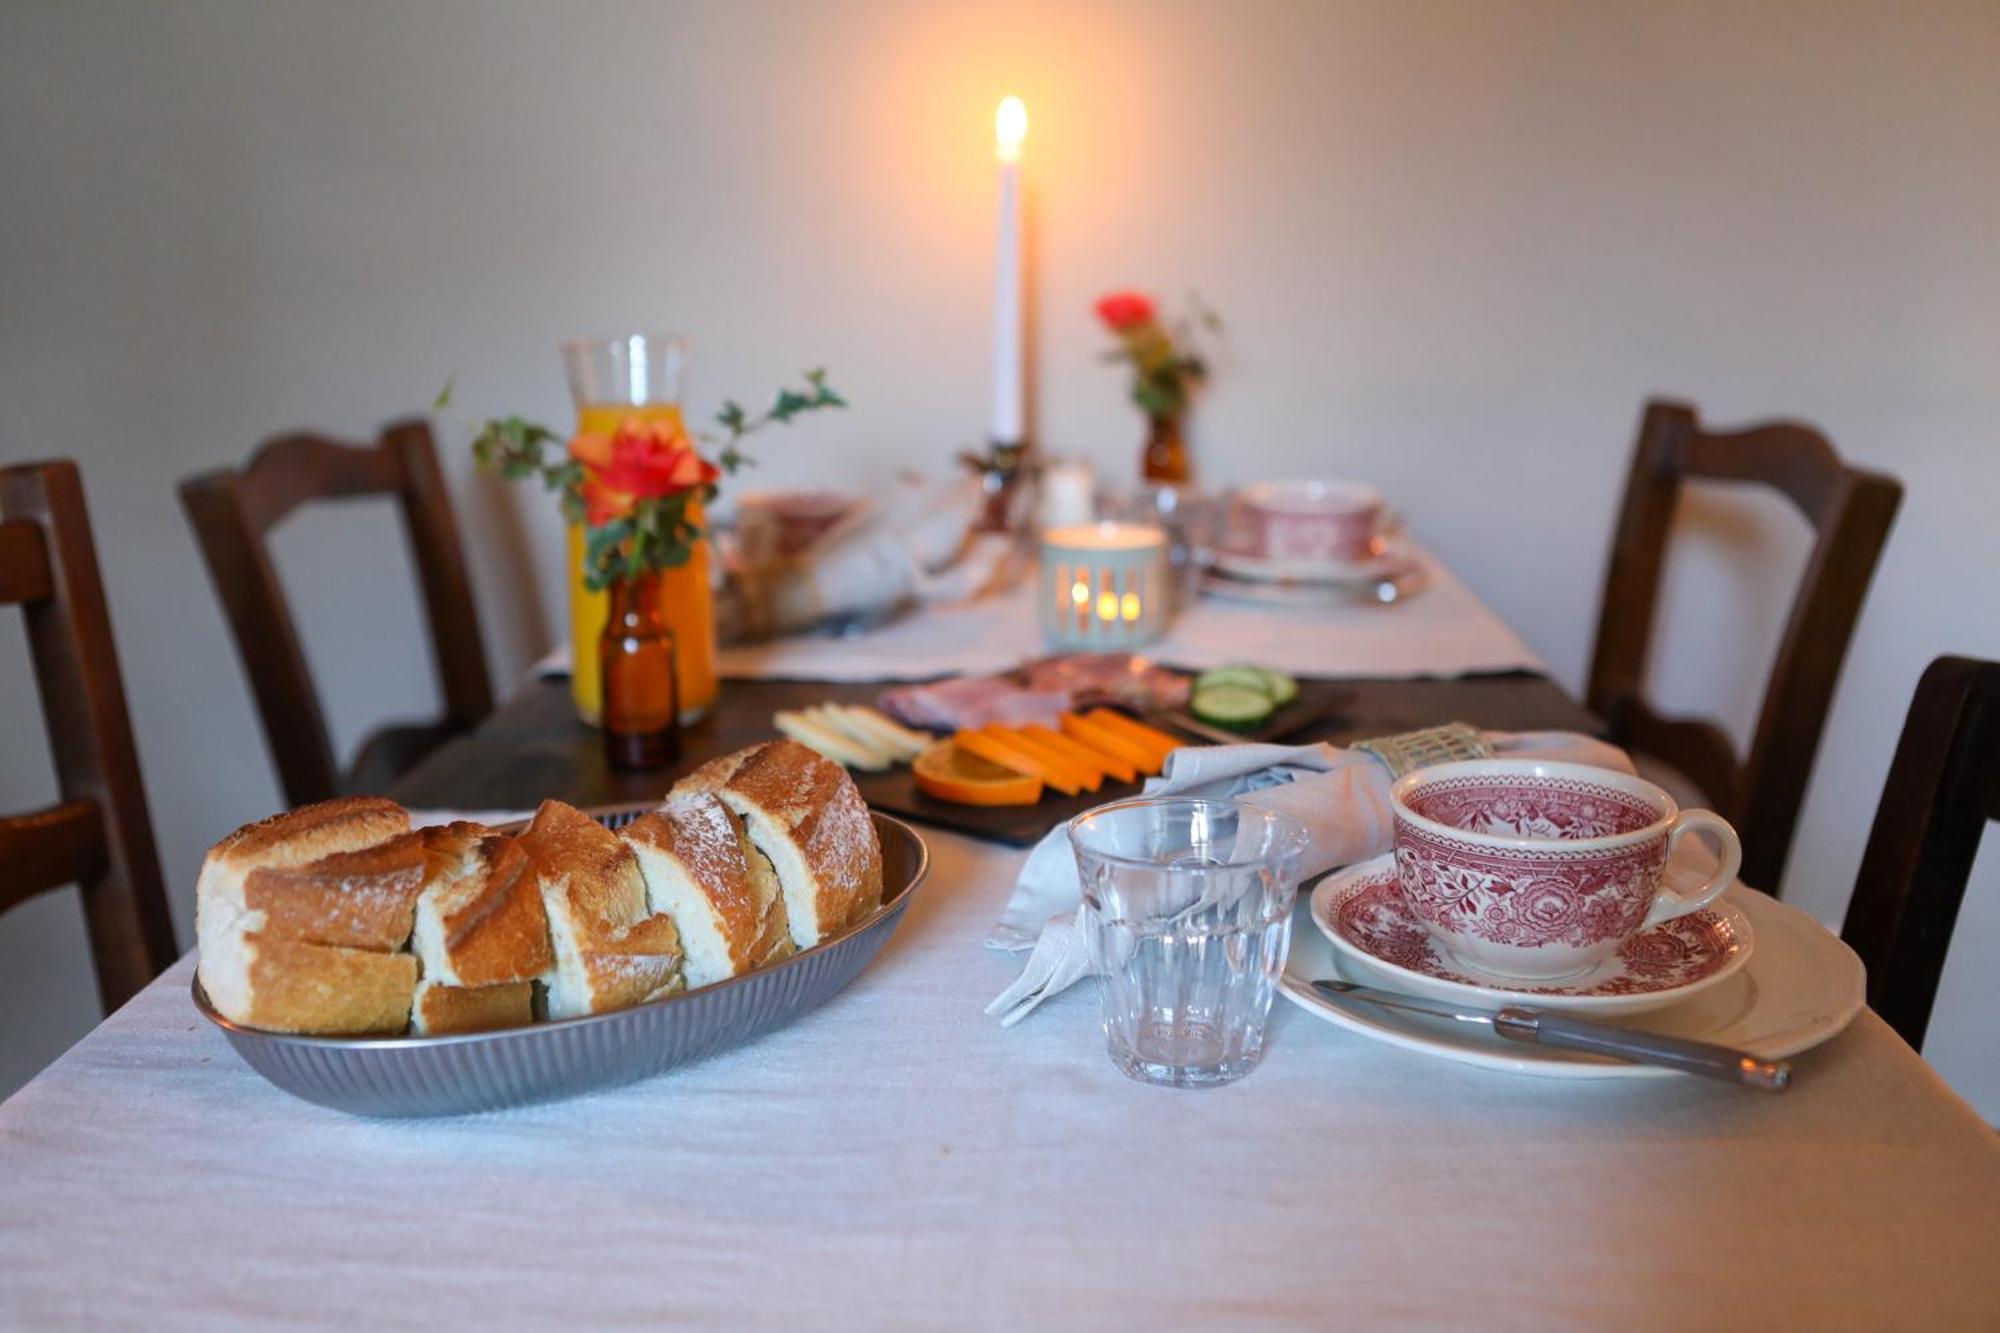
[
  {"left": 676, "top": 739, "right": 882, "bottom": 947},
  {"left": 411, "top": 978, "right": 534, "bottom": 1035},
  {"left": 206, "top": 796, "right": 410, "bottom": 874},
  {"left": 521, "top": 800, "right": 683, "bottom": 1015},
  {"left": 241, "top": 830, "right": 424, "bottom": 952},
  {"left": 416, "top": 824, "right": 553, "bottom": 985},
  {"left": 625, "top": 795, "right": 764, "bottom": 977},
  {"left": 241, "top": 936, "right": 417, "bottom": 1035}
]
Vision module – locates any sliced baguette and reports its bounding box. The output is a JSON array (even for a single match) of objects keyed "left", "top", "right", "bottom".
[
  {"left": 196, "top": 797, "right": 422, "bottom": 1033},
  {"left": 410, "top": 977, "right": 535, "bottom": 1035},
  {"left": 518, "top": 800, "right": 684, "bottom": 1019},
  {"left": 674, "top": 739, "right": 883, "bottom": 949},
  {"left": 624, "top": 792, "right": 783, "bottom": 988},
  {"left": 412, "top": 823, "right": 552, "bottom": 988}
]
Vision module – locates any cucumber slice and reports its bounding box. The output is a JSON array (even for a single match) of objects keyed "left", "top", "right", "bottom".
[
  {"left": 1254, "top": 667, "right": 1299, "bottom": 706},
  {"left": 1195, "top": 666, "right": 1276, "bottom": 697},
  {"left": 1190, "top": 684, "right": 1276, "bottom": 731}
]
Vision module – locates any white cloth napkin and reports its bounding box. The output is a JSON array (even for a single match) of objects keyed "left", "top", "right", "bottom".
[{"left": 984, "top": 731, "right": 1634, "bottom": 1026}]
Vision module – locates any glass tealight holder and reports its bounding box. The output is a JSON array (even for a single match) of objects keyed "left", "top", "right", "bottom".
[{"left": 1039, "top": 521, "right": 1170, "bottom": 650}]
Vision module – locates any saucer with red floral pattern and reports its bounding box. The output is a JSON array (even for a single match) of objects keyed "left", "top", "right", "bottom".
[{"left": 1310, "top": 854, "right": 1755, "bottom": 1017}]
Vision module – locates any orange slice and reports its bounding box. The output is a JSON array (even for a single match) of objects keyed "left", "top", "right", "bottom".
[
  {"left": 1022, "top": 723, "right": 1136, "bottom": 784},
  {"left": 913, "top": 741, "right": 1043, "bottom": 806},
  {"left": 1085, "top": 709, "right": 1185, "bottom": 766},
  {"left": 1061, "top": 712, "right": 1164, "bottom": 776},
  {"left": 1002, "top": 725, "right": 1104, "bottom": 792},
  {"left": 957, "top": 727, "right": 1087, "bottom": 797}
]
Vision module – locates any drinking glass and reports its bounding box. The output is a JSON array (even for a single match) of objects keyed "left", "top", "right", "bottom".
[{"left": 1068, "top": 799, "right": 1309, "bottom": 1088}]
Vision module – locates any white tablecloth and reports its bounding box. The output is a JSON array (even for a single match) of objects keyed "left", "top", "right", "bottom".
[
  {"left": 2, "top": 829, "right": 1995, "bottom": 1329},
  {"left": 535, "top": 547, "right": 1545, "bottom": 683}
]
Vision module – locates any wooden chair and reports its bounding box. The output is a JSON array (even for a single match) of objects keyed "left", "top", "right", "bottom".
[
  {"left": 1587, "top": 399, "right": 1902, "bottom": 895},
  {"left": 1842, "top": 656, "right": 1998, "bottom": 1051},
  {"left": 2, "top": 460, "right": 179, "bottom": 1011},
  {"left": 180, "top": 419, "right": 493, "bottom": 807}
]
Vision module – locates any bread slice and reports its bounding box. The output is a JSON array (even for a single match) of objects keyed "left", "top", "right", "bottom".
[
  {"left": 196, "top": 797, "right": 413, "bottom": 948},
  {"left": 518, "top": 800, "right": 684, "bottom": 1019},
  {"left": 753, "top": 861, "right": 796, "bottom": 967},
  {"left": 201, "top": 933, "right": 418, "bottom": 1036},
  {"left": 235, "top": 832, "right": 427, "bottom": 951},
  {"left": 673, "top": 739, "right": 883, "bottom": 950},
  {"left": 410, "top": 977, "right": 535, "bottom": 1035},
  {"left": 625, "top": 792, "right": 793, "bottom": 988},
  {"left": 196, "top": 797, "right": 423, "bottom": 1032},
  {"left": 412, "top": 823, "right": 552, "bottom": 988}
]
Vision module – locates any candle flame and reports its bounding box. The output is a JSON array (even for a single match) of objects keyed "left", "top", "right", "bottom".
[
  {"left": 1070, "top": 580, "right": 1090, "bottom": 606},
  {"left": 996, "top": 96, "right": 1028, "bottom": 161},
  {"left": 1096, "top": 590, "right": 1119, "bottom": 621},
  {"left": 1120, "top": 593, "right": 1142, "bottom": 621}
]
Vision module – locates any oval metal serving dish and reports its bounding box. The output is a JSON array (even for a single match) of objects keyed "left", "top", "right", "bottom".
[{"left": 193, "top": 807, "right": 929, "bottom": 1117}]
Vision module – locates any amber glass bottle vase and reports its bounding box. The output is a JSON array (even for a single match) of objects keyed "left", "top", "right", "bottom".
[
  {"left": 1142, "top": 413, "right": 1190, "bottom": 484},
  {"left": 599, "top": 570, "right": 681, "bottom": 772}
]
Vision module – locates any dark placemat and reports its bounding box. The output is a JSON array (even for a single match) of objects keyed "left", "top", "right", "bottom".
[{"left": 390, "top": 674, "right": 1602, "bottom": 848}]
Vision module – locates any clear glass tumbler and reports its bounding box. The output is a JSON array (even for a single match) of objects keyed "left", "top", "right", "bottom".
[{"left": 1068, "top": 799, "right": 1309, "bottom": 1088}]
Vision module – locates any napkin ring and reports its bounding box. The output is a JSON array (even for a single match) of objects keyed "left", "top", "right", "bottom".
[{"left": 1352, "top": 722, "right": 1494, "bottom": 778}]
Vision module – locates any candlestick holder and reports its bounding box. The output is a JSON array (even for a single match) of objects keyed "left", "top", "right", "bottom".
[
  {"left": 961, "top": 438, "right": 1034, "bottom": 533},
  {"left": 1039, "top": 521, "right": 1171, "bottom": 649}
]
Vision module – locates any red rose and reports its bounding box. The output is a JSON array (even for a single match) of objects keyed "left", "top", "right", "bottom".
[
  {"left": 570, "top": 417, "right": 719, "bottom": 526},
  {"left": 1094, "top": 290, "right": 1157, "bottom": 332}
]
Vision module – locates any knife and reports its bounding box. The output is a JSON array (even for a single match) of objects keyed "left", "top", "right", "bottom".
[{"left": 1310, "top": 979, "right": 1791, "bottom": 1091}]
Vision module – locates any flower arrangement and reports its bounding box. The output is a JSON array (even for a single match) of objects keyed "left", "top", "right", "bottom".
[
  {"left": 463, "top": 370, "right": 844, "bottom": 590},
  {"left": 1095, "top": 291, "right": 1220, "bottom": 422}
]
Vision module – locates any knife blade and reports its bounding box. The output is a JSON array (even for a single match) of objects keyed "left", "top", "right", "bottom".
[{"left": 1309, "top": 978, "right": 1791, "bottom": 1091}]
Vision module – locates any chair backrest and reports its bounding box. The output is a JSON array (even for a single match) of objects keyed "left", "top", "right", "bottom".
[
  {"left": 178, "top": 419, "right": 493, "bottom": 807},
  {"left": 1, "top": 459, "right": 179, "bottom": 1011},
  {"left": 1843, "top": 655, "right": 1999, "bottom": 1051},
  {"left": 1587, "top": 399, "right": 1902, "bottom": 894}
]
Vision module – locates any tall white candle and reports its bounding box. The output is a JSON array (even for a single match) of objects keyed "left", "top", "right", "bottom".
[{"left": 991, "top": 96, "right": 1027, "bottom": 446}]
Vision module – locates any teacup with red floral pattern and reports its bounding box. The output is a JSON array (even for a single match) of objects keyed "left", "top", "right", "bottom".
[{"left": 1388, "top": 759, "right": 1741, "bottom": 982}]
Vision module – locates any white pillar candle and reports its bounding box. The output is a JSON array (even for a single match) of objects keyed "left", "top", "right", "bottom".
[{"left": 990, "top": 96, "right": 1027, "bottom": 446}]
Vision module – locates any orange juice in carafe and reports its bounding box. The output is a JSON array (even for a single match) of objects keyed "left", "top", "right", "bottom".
[{"left": 566, "top": 401, "right": 719, "bottom": 724}]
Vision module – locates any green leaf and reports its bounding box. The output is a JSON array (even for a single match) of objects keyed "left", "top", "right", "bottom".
[{"left": 433, "top": 375, "right": 456, "bottom": 412}]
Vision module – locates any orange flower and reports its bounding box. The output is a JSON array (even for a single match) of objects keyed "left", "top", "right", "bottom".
[{"left": 569, "top": 417, "right": 719, "bottom": 525}]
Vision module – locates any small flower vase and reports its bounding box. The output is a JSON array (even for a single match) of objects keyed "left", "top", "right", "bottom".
[
  {"left": 1142, "top": 414, "right": 1190, "bottom": 484},
  {"left": 599, "top": 570, "right": 681, "bottom": 773}
]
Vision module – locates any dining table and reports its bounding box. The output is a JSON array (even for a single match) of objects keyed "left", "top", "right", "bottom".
[{"left": 2, "top": 546, "right": 1995, "bottom": 1329}]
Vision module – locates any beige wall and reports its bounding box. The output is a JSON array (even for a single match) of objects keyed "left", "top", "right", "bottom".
[{"left": 2, "top": 0, "right": 1995, "bottom": 1113}]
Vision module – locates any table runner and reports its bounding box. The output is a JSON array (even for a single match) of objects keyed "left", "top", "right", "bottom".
[
  {"left": 534, "top": 546, "right": 1545, "bottom": 684},
  {"left": 3, "top": 826, "right": 1995, "bottom": 1329}
]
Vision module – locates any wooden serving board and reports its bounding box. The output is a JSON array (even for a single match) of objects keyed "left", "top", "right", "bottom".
[{"left": 850, "top": 679, "right": 1357, "bottom": 847}]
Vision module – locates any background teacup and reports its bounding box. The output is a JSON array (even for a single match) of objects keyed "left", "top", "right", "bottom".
[
  {"left": 1388, "top": 759, "right": 1741, "bottom": 981},
  {"left": 1221, "top": 480, "right": 1383, "bottom": 565}
]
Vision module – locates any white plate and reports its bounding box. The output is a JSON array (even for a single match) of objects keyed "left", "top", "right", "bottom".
[
  {"left": 1210, "top": 544, "right": 1409, "bottom": 585},
  {"left": 1310, "top": 854, "right": 1754, "bottom": 1017},
  {"left": 1280, "top": 876, "right": 1864, "bottom": 1080},
  {"left": 1198, "top": 559, "right": 1427, "bottom": 610}
]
